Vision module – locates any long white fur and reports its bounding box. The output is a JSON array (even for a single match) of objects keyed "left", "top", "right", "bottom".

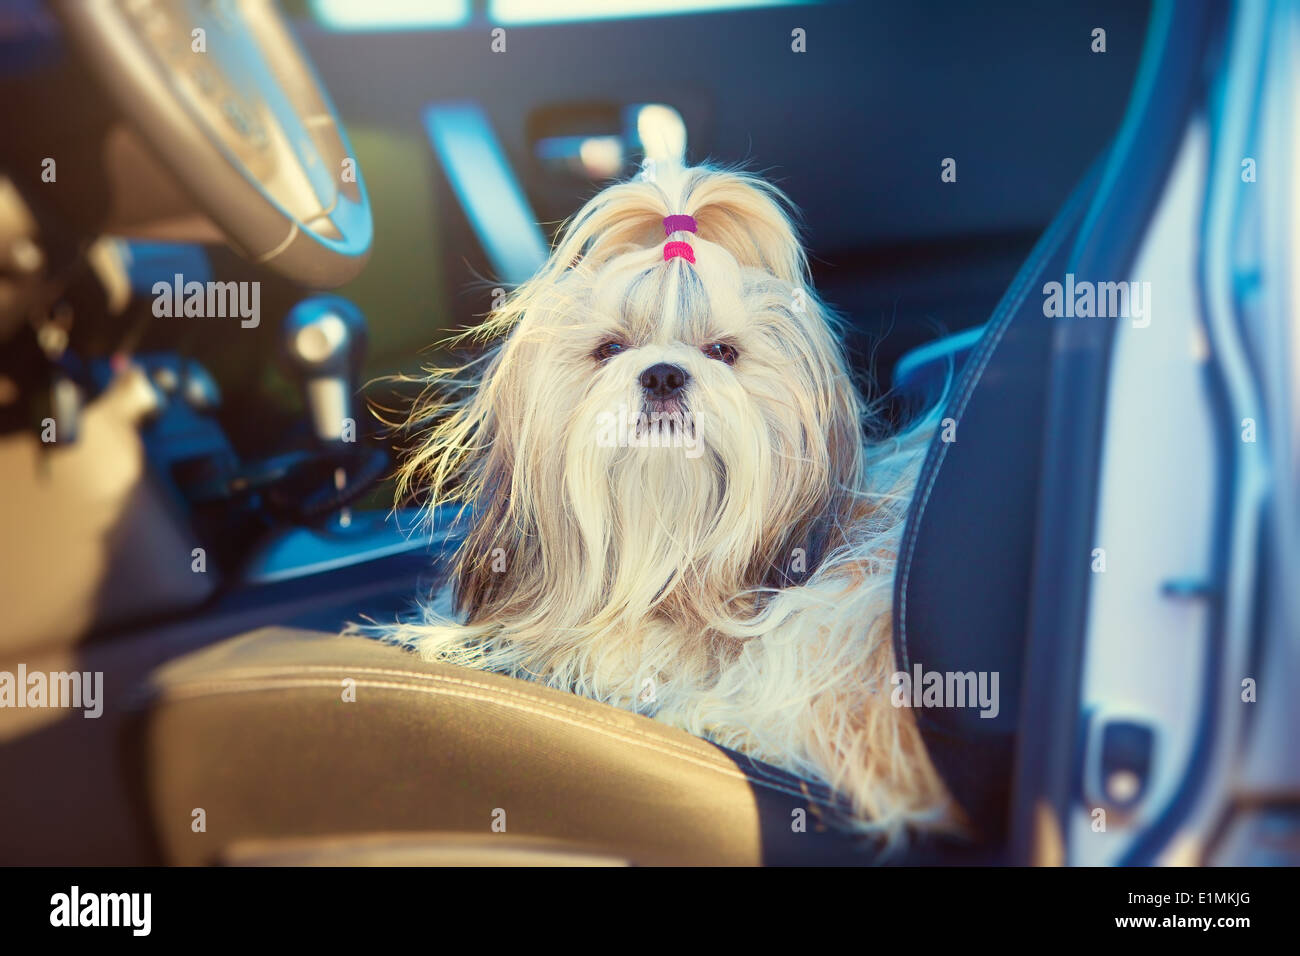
[{"left": 364, "top": 162, "right": 960, "bottom": 844}]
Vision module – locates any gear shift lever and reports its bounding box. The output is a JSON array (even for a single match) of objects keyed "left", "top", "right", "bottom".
[
  {"left": 281, "top": 295, "right": 369, "bottom": 528},
  {"left": 281, "top": 295, "right": 367, "bottom": 446}
]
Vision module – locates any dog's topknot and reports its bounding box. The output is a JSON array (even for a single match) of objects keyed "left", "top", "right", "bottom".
[{"left": 547, "top": 161, "right": 810, "bottom": 287}]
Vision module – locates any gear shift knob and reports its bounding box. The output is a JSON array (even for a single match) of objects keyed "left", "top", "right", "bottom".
[{"left": 281, "top": 296, "right": 367, "bottom": 444}]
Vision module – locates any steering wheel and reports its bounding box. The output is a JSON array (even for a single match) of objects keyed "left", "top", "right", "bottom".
[{"left": 52, "top": 0, "right": 371, "bottom": 287}]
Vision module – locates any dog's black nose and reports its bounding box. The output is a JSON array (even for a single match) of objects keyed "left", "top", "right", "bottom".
[{"left": 639, "top": 362, "right": 688, "bottom": 400}]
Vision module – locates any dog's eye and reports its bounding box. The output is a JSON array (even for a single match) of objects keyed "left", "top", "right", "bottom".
[
  {"left": 592, "top": 341, "right": 627, "bottom": 362},
  {"left": 702, "top": 342, "right": 738, "bottom": 365}
]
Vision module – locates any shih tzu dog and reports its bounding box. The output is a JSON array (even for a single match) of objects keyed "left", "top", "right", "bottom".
[{"left": 378, "top": 162, "right": 958, "bottom": 840}]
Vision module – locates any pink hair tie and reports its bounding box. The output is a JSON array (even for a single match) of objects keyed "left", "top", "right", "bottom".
[
  {"left": 663, "top": 214, "right": 697, "bottom": 236},
  {"left": 664, "top": 240, "right": 695, "bottom": 264}
]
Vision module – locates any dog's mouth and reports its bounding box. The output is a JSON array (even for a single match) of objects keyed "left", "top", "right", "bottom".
[
  {"left": 634, "top": 398, "right": 696, "bottom": 439},
  {"left": 643, "top": 397, "right": 686, "bottom": 418}
]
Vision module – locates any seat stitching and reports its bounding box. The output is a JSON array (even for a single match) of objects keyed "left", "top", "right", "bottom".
[
  {"left": 895, "top": 182, "right": 1089, "bottom": 670},
  {"left": 168, "top": 664, "right": 723, "bottom": 765},
  {"left": 152, "top": 676, "right": 838, "bottom": 808},
  {"left": 160, "top": 677, "right": 742, "bottom": 779}
]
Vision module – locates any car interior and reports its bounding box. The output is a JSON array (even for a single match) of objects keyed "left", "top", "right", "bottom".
[{"left": 1, "top": 0, "right": 1293, "bottom": 868}]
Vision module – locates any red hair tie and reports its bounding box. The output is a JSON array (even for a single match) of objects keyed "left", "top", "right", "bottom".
[{"left": 664, "top": 240, "right": 695, "bottom": 264}]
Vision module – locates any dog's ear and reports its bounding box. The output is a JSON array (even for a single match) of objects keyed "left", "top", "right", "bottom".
[
  {"left": 390, "top": 343, "right": 526, "bottom": 619},
  {"left": 452, "top": 450, "right": 522, "bottom": 620},
  {"left": 426, "top": 350, "right": 541, "bottom": 624},
  {"left": 763, "top": 368, "right": 865, "bottom": 588},
  {"left": 815, "top": 372, "right": 869, "bottom": 558},
  {"left": 393, "top": 349, "right": 499, "bottom": 509}
]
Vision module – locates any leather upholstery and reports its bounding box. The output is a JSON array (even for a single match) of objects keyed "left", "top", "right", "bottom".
[
  {"left": 126, "top": 627, "right": 950, "bottom": 865},
  {"left": 892, "top": 156, "right": 1105, "bottom": 840}
]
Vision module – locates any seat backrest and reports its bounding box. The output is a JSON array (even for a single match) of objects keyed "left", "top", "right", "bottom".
[{"left": 892, "top": 157, "right": 1104, "bottom": 840}]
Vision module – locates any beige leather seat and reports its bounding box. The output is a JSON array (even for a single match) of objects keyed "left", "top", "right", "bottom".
[{"left": 126, "top": 627, "right": 874, "bottom": 865}]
